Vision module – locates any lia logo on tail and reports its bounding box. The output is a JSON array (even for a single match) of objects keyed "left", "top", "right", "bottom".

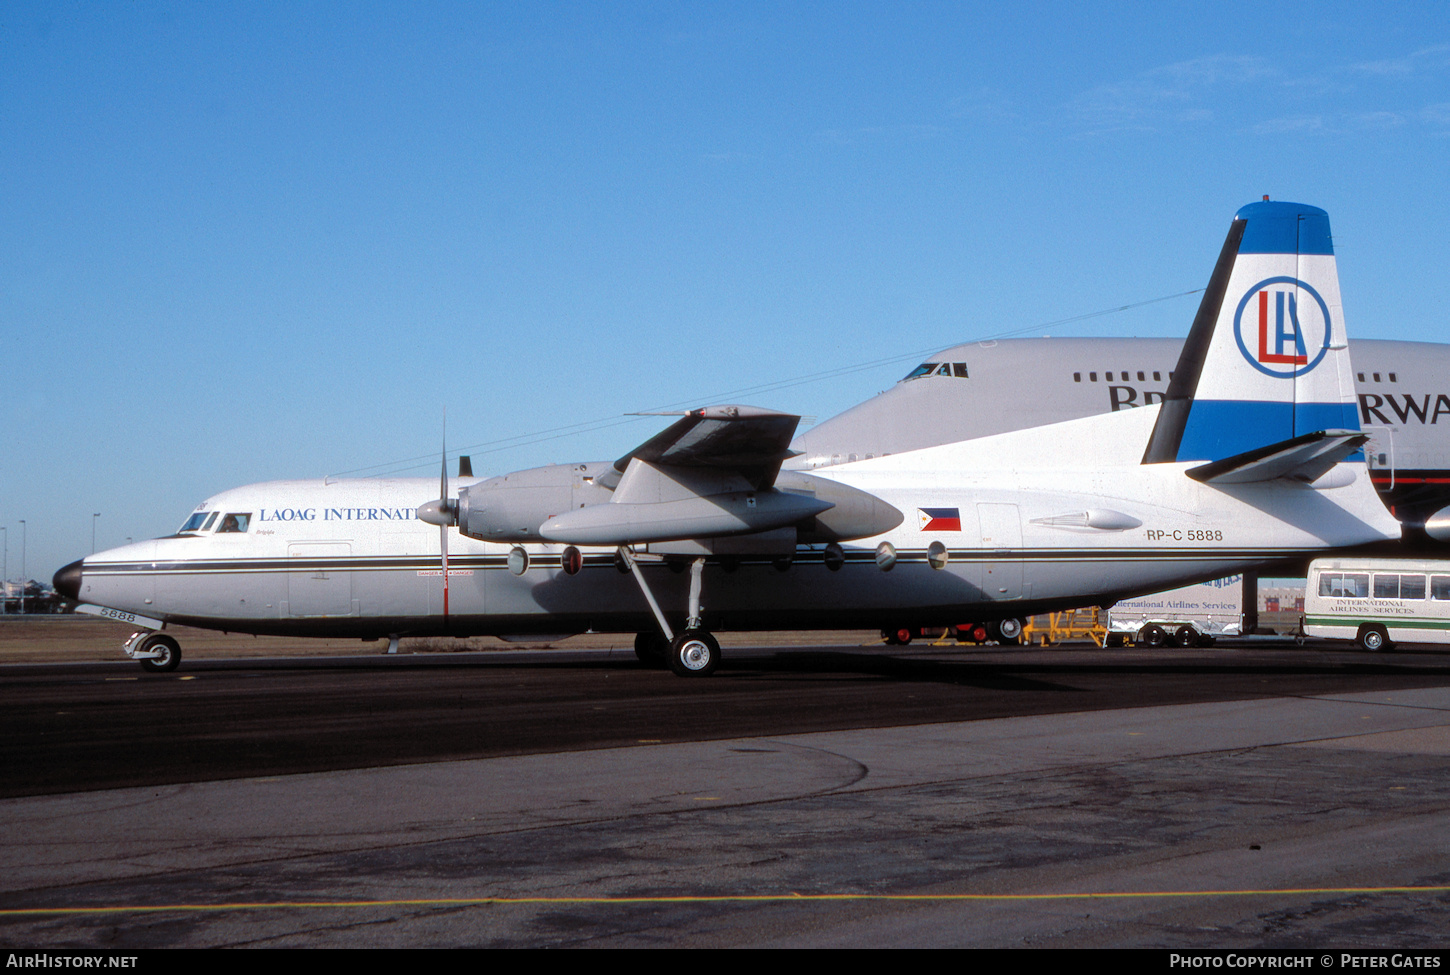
[{"left": 1232, "top": 276, "right": 1333, "bottom": 378}]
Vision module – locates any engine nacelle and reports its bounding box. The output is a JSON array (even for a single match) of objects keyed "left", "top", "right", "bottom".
[
  {"left": 453, "top": 461, "right": 902, "bottom": 547},
  {"left": 1426, "top": 505, "right": 1450, "bottom": 543},
  {"left": 456, "top": 462, "right": 614, "bottom": 542},
  {"left": 776, "top": 471, "right": 904, "bottom": 542}
]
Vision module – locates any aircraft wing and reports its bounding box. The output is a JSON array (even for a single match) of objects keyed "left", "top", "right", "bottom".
[
  {"left": 1185, "top": 430, "right": 1369, "bottom": 485},
  {"left": 538, "top": 406, "right": 837, "bottom": 546},
  {"left": 609, "top": 405, "right": 802, "bottom": 489}
]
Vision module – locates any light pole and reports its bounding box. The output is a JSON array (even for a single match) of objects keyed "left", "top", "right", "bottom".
[
  {"left": 18, "top": 520, "right": 25, "bottom": 615},
  {"left": 92, "top": 513, "right": 101, "bottom": 554},
  {"left": 1, "top": 526, "right": 7, "bottom": 615}
]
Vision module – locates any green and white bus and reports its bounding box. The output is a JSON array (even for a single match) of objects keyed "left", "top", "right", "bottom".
[{"left": 1304, "top": 559, "right": 1450, "bottom": 651}]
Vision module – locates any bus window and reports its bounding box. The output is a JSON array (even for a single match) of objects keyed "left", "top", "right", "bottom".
[
  {"left": 1433, "top": 576, "right": 1450, "bottom": 600},
  {"left": 1401, "top": 575, "right": 1427, "bottom": 600},
  {"left": 1319, "top": 572, "right": 1369, "bottom": 598},
  {"left": 1374, "top": 574, "right": 1401, "bottom": 598}
]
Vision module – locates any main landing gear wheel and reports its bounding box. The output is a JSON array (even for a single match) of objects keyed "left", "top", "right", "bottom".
[
  {"left": 992, "top": 618, "right": 1025, "bottom": 645},
  {"left": 668, "top": 630, "right": 721, "bottom": 677},
  {"left": 634, "top": 631, "right": 669, "bottom": 668},
  {"left": 137, "top": 633, "right": 181, "bottom": 673},
  {"left": 1357, "top": 624, "right": 1393, "bottom": 653}
]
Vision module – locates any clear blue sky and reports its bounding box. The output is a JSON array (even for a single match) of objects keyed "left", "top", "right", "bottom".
[{"left": 4, "top": 1, "right": 1449, "bottom": 580}]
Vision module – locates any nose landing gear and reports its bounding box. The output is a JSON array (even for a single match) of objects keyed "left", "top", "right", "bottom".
[{"left": 125, "top": 631, "right": 182, "bottom": 672}]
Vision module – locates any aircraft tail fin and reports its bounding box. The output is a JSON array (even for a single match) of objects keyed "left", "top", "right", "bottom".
[{"left": 1142, "top": 200, "right": 1359, "bottom": 465}]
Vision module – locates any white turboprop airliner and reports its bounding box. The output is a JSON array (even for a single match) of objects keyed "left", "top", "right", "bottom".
[{"left": 56, "top": 200, "right": 1403, "bottom": 676}]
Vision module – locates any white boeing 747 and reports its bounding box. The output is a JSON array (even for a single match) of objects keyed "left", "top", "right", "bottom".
[{"left": 56, "top": 200, "right": 1404, "bottom": 676}]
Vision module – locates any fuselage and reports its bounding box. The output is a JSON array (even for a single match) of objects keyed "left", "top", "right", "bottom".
[{"left": 64, "top": 405, "right": 1402, "bottom": 640}]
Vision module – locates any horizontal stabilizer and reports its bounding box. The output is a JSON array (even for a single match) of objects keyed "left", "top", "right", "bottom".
[{"left": 1186, "top": 430, "right": 1368, "bottom": 484}]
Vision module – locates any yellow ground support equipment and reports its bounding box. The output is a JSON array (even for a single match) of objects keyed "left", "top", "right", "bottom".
[{"left": 1022, "top": 608, "right": 1107, "bottom": 647}]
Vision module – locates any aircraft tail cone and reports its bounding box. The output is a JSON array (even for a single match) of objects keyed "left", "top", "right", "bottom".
[{"left": 53, "top": 560, "right": 83, "bottom": 601}]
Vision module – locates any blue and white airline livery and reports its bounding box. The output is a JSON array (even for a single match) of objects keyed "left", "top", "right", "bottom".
[{"left": 55, "top": 201, "right": 1403, "bottom": 676}]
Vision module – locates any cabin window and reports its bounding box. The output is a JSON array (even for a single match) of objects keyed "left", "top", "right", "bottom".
[
  {"left": 1153, "top": 372, "right": 1161, "bottom": 381},
  {"left": 1318, "top": 572, "right": 1369, "bottom": 598},
  {"left": 1137, "top": 371, "right": 1145, "bottom": 381},
  {"left": 1432, "top": 576, "right": 1450, "bottom": 600},
  {"left": 216, "top": 513, "right": 252, "bottom": 533},
  {"left": 1073, "top": 372, "right": 1082, "bottom": 382},
  {"left": 903, "top": 362, "right": 939, "bottom": 380},
  {"left": 953, "top": 362, "right": 968, "bottom": 378}
]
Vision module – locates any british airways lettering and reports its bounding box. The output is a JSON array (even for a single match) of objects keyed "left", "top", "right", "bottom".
[
  {"left": 1108, "top": 386, "right": 1167, "bottom": 410},
  {"left": 1106, "top": 387, "right": 1450, "bottom": 426},
  {"left": 1359, "top": 393, "right": 1450, "bottom": 426},
  {"left": 257, "top": 507, "right": 419, "bottom": 522}
]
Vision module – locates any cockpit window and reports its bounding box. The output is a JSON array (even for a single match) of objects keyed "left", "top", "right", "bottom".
[
  {"left": 903, "top": 361, "right": 969, "bottom": 381},
  {"left": 179, "top": 511, "right": 219, "bottom": 533},
  {"left": 216, "top": 513, "right": 251, "bottom": 533}
]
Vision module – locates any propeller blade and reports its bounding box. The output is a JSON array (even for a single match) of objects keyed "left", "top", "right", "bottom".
[{"left": 440, "top": 420, "right": 450, "bottom": 625}]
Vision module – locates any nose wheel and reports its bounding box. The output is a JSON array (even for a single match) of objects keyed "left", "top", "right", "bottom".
[{"left": 129, "top": 632, "right": 182, "bottom": 672}]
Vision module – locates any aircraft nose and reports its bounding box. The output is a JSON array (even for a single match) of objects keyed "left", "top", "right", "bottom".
[{"left": 53, "top": 560, "right": 84, "bottom": 601}]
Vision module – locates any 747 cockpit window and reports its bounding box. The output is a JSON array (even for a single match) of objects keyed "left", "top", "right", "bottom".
[
  {"left": 903, "top": 361, "right": 969, "bottom": 380},
  {"left": 179, "top": 511, "right": 219, "bottom": 533},
  {"left": 216, "top": 513, "right": 252, "bottom": 533}
]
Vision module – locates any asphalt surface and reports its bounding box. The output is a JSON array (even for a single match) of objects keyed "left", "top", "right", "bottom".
[
  {"left": 3, "top": 641, "right": 1450, "bottom": 798},
  {"left": 4, "top": 640, "right": 1450, "bottom": 948}
]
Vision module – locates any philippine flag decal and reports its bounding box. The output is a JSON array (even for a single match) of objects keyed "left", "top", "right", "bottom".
[{"left": 918, "top": 507, "right": 962, "bottom": 531}]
